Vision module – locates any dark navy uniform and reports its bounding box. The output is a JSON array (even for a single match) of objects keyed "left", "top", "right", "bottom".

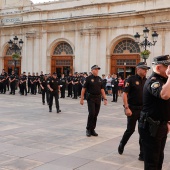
[
  {"left": 47, "top": 74, "right": 61, "bottom": 113},
  {"left": 40, "top": 77, "right": 48, "bottom": 104},
  {"left": 0, "top": 73, "right": 6, "bottom": 94},
  {"left": 84, "top": 74, "right": 104, "bottom": 133},
  {"left": 20, "top": 74, "right": 27, "bottom": 95},
  {"left": 60, "top": 75, "right": 67, "bottom": 98},
  {"left": 72, "top": 74, "right": 79, "bottom": 99},
  {"left": 139, "top": 55, "right": 170, "bottom": 170},
  {"left": 118, "top": 62, "right": 150, "bottom": 159},
  {"left": 9, "top": 73, "right": 16, "bottom": 95},
  {"left": 67, "top": 75, "right": 73, "bottom": 97}
]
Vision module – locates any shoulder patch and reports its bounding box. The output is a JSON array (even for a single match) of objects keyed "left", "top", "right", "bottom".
[{"left": 151, "top": 82, "right": 160, "bottom": 89}]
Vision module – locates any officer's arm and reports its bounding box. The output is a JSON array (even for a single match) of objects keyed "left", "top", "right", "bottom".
[
  {"left": 123, "top": 92, "right": 129, "bottom": 108},
  {"left": 80, "top": 88, "right": 86, "bottom": 100},
  {"left": 101, "top": 89, "right": 107, "bottom": 100},
  {"left": 47, "top": 84, "right": 53, "bottom": 91}
]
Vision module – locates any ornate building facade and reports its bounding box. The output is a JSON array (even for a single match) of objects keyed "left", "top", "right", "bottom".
[{"left": 0, "top": 0, "right": 170, "bottom": 77}]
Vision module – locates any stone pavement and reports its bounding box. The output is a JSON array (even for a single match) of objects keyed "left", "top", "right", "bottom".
[{"left": 0, "top": 92, "right": 170, "bottom": 170}]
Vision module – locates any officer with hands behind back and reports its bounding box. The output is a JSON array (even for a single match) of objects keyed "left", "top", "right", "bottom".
[
  {"left": 47, "top": 72, "right": 61, "bottom": 113},
  {"left": 80, "top": 65, "right": 107, "bottom": 137},
  {"left": 139, "top": 55, "right": 170, "bottom": 170}
]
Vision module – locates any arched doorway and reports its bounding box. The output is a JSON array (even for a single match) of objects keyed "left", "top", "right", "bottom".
[
  {"left": 4, "top": 45, "right": 21, "bottom": 75},
  {"left": 111, "top": 39, "right": 140, "bottom": 79},
  {"left": 51, "top": 42, "right": 73, "bottom": 78}
]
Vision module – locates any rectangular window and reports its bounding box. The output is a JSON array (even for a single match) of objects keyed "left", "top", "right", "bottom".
[
  {"left": 56, "top": 60, "right": 71, "bottom": 66},
  {"left": 117, "top": 59, "right": 136, "bottom": 66}
]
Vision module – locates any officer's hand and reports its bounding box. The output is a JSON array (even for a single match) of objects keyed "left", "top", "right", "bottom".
[
  {"left": 125, "top": 108, "right": 132, "bottom": 116},
  {"left": 166, "top": 65, "right": 170, "bottom": 77},
  {"left": 80, "top": 99, "right": 84, "bottom": 105},
  {"left": 104, "top": 100, "right": 107, "bottom": 105},
  {"left": 167, "top": 122, "right": 170, "bottom": 133},
  {"left": 50, "top": 89, "right": 53, "bottom": 92}
]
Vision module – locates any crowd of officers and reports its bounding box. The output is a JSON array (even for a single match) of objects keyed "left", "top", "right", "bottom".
[{"left": 0, "top": 70, "right": 120, "bottom": 102}]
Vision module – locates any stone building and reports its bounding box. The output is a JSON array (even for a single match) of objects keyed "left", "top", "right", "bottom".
[{"left": 0, "top": 0, "right": 170, "bottom": 77}]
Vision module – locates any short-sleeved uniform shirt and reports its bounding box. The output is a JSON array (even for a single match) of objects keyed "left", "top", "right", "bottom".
[
  {"left": 47, "top": 77, "right": 60, "bottom": 91},
  {"left": 83, "top": 74, "right": 104, "bottom": 95},
  {"left": 9, "top": 74, "right": 16, "bottom": 81},
  {"left": 142, "top": 72, "right": 170, "bottom": 121},
  {"left": 124, "top": 74, "right": 146, "bottom": 106}
]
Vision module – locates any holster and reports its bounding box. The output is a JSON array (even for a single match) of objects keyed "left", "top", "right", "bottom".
[{"left": 146, "top": 117, "right": 160, "bottom": 137}]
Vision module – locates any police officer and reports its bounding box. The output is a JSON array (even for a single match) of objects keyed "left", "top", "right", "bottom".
[
  {"left": 111, "top": 74, "right": 119, "bottom": 102},
  {"left": 118, "top": 62, "right": 150, "bottom": 161},
  {"left": 80, "top": 65, "right": 107, "bottom": 137},
  {"left": 47, "top": 72, "right": 61, "bottom": 113},
  {"left": 9, "top": 71, "right": 16, "bottom": 95},
  {"left": 30, "top": 73, "right": 37, "bottom": 95},
  {"left": 40, "top": 75, "right": 48, "bottom": 105},
  {"left": 67, "top": 73, "right": 73, "bottom": 97},
  {"left": 60, "top": 74, "right": 67, "bottom": 98},
  {"left": 139, "top": 55, "right": 170, "bottom": 170},
  {"left": 72, "top": 72, "right": 79, "bottom": 99},
  {"left": 20, "top": 72, "right": 27, "bottom": 95}
]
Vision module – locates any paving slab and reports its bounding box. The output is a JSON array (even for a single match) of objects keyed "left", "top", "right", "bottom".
[{"left": 0, "top": 91, "right": 170, "bottom": 170}]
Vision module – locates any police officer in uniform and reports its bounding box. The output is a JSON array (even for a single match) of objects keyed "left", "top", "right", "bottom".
[
  {"left": 20, "top": 72, "right": 27, "bottom": 95},
  {"left": 111, "top": 74, "right": 119, "bottom": 102},
  {"left": 80, "top": 65, "right": 107, "bottom": 137},
  {"left": 9, "top": 71, "right": 16, "bottom": 95},
  {"left": 139, "top": 55, "right": 170, "bottom": 170},
  {"left": 40, "top": 74, "right": 48, "bottom": 105},
  {"left": 118, "top": 62, "right": 150, "bottom": 161},
  {"left": 67, "top": 73, "right": 73, "bottom": 97},
  {"left": 72, "top": 72, "right": 79, "bottom": 99},
  {"left": 60, "top": 74, "right": 67, "bottom": 98},
  {"left": 47, "top": 72, "right": 61, "bottom": 113}
]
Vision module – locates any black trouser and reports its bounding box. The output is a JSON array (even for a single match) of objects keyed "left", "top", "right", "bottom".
[
  {"left": 112, "top": 87, "right": 118, "bottom": 102},
  {"left": 120, "top": 107, "right": 143, "bottom": 157},
  {"left": 21, "top": 83, "right": 27, "bottom": 95},
  {"left": 86, "top": 97, "right": 101, "bottom": 131},
  {"left": 68, "top": 84, "right": 72, "bottom": 97},
  {"left": 10, "top": 82, "right": 16, "bottom": 94},
  {"left": 28, "top": 83, "right": 31, "bottom": 93},
  {"left": 1, "top": 82, "right": 6, "bottom": 93},
  {"left": 73, "top": 84, "right": 78, "bottom": 98},
  {"left": 61, "top": 85, "right": 66, "bottom": 98},
  {"left": 31, "top": 83, "right": 36, "bottom": 94},
  {"left": 49, "top": 90, "right": 60, "bottom": 111},
  {"left": 42, "top": 89, "right": 48, "bottom": 104},
  {"left": 139, "top": 123, "right": 167, "bottom": 170}
]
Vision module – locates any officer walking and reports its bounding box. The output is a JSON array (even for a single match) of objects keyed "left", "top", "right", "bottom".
[
  {"left": 139, "top": 55, "right": 170, "bottom": 170},
  {"left": 80, "top": 65, "right": 107, "bottom": 137},
  {"left": 40, "top": 75, "right": 48, "bottom": 105},
  {"left": 47, "top": 72, "right": 61, "bottom": 113},
  {"left": 118, "top": 62, "right": 150, "bottom": 161}
]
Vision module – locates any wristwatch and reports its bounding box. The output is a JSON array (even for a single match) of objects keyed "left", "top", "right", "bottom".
[{"left": 123, "top": 105, "right": 129, "bottom": 109}]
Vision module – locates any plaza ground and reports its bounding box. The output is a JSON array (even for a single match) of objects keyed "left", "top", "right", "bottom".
[{"left": 0, "top": 92, "right": 170, "bottom": 170}]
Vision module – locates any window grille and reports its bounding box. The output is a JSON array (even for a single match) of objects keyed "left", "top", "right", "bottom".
[
  {"left": 114, "top": 40, "right": 140, "bottom": 53},
  {"left": 56, "top": 60, "right": 71, "bottom": 66},
  {"left": 117, "top": 59, "right": 136, "bottom": 66},
  {"left": 54, "top": 42, "right": 73, "bottom": 55}
]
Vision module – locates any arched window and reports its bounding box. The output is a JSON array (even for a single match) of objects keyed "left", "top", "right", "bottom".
[
  {"left": 6, "top": 44, "right": 20, "bottom": 55},
  {"left": 53, "top": 42, "right": 73, "bottom": 55},
  {"left": 113, "top": 39, "right": 140, "bottom": 54}
]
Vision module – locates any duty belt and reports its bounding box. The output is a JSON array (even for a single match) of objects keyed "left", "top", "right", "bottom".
[
  {"left": 129, "top": 105, "right": 143, "bottom": 110},
  {"left": 89, "top": 93, "right": 101, "bottom": 97}
]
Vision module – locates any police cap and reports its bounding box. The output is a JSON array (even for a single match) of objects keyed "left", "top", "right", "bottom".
[
  {"left": 136, "top": 62, "right": 150, "bottom": 70},
  {"left": 91, "top": 65, "right": 101, "bottom": 70},
  {"left": 152, "top": 55, "right": 170, "bottom": 66}
]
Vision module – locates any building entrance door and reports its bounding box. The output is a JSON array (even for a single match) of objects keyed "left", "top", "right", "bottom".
[
  {"left": 51, "top": 56, "right": 73, "bottom": 77},
  {"left": 4, "top": 56, "right": 21, "bottom": 75},
  {"left": 111, "top": 54, "right": 140, "bottom": 79}
]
